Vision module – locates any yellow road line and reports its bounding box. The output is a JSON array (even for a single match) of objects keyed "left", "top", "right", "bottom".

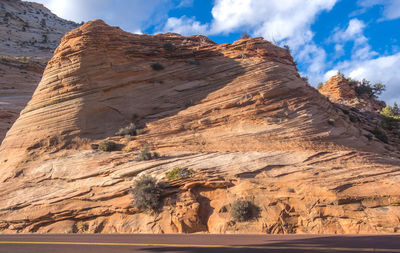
[{"left": 0, "top": 241, "right": 399, "bottom": 252}]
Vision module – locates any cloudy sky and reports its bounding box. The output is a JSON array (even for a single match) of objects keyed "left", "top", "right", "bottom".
[{"left": 31, "top": 0, "right": 400, "bottom": 105}]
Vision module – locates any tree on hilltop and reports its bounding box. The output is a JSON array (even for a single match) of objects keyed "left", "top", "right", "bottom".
[
  {"left": 240, "top": 32, "right": 251, "bottom": 39},
  {"left": 372, "top": 83, "right": 385, "bottom": 96},
  {"left": 337, "top": 70, "right": 345, "bottom": 78},
  {"left": 393, "top": 102, "right": 399, "bottom": 115}
]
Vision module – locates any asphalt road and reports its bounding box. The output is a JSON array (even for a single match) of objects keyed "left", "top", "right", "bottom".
[{"left": 0, "top": 234, "right": 400, "bottom": 253}]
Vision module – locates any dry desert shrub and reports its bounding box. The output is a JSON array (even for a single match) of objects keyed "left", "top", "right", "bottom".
[
  {"left": 371, "top": 127, "right": 388, "bottom": 143},
  {"left": 381, "top": 105, "right": 399, "bottom": 131},
  {"left": 98, "top": 140, "right": 117, "bottom": 152},
  {"left": 230, "top": 199, "right": 253, "bottom": 222},
  {"left": 137, "top": 145, "right": 160, "bottom": 161},
  {"left": 115, "top": 123, "right": 137, "bottom": 136},
  {"left": 150, "top": 62, "right": 164, "bottom": 71},
  {"left": 166, "top": 167, "right": 194, "bottom": 181},
  {"left": 163, "top": 42, "right": 176, "bottom": 51},
  {"left": 76, "top": 221, "right": 88, "bottom": 233},
  {"left": 132, "top": 175, "right": 160, "bottom": 211},
  {"left": 68, "top": 136, "right": 90, "bottom": 149}
]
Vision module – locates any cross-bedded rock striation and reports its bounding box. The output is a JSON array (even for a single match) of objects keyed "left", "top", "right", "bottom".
[{"left": 0, "top": 20, "right": 399, "bottom": 234}]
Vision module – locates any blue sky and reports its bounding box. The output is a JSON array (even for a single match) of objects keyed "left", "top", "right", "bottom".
[{"left": 31, "top": 0, "right": 400, "bottom": 104}]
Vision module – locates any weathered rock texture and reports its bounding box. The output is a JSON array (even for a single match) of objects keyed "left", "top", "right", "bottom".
[
  {"left": 0, "top": 0, "right": 78, "bottom": 57},
  {"left": 0, "top": 20, "right": 399, "bottom": 234},
  {"left": 319, "top": 75, "right": 385, "bottom": 113},
  {"left": 0, "top": 55, "right": 46, "bottom": 141},
  {"left": 0, "top": 0, "right": 78, "bottom": 143},
  {"left": 319, "top": 75, "right": 357, "bottom": 101},
  {"left": 318, "top": 75, "right": 400, "bottom": 148}
]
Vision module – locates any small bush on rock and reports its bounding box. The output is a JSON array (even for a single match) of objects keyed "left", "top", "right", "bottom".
[
  {"left": 137, "top": 145, "right": 152, "bottom": 160},
  {"left": 65, "top": 228, "right": 73, "bottom": 234},
  {"left": 371, "top": 127, "right": 388, "bottom": 143},
  {"left": 186, "top": 59, "right": 200, "bottom": 65},
  {"left": 166, "top": 167, "right": 194, "bottom": 181},
  {"left": 163, "top": 42, "right": 176, "bottom": 51},
  {"left": 184, "top": 100, "right": 193, "bottom": 108},
  {"left": 283, "top": 44, "right": 291, "bottom": 53},
  {"left": 151, "top": 63, "right": 164, "bottom": 71},
  {"left": 132, "top": 175, "right": 160, "bottom": 211},
  {"left": 230, "top": 199, "right": 253, "bottom": 222},
  {"left": 115, "top": 123, "right": 137, "bottom": 136},
  {"left": 349, "top": 114, "right": 358, "bottom": 123},
  {"left": 336, "top": 70, "right": 345, "bottom": 79},
  {"left": 76, "top": 221, "right": 88, "bottom": 233},
  {"left": 137, "top": 145, "right": 160, "bottom": 161},
  {"left": 240, "top": 32, "right": 251, "bottom": 39},
  {"left": 380, "top": 105, "right": 399, "bottom": 131},
  {"left": 135, "top": 129, "right": 146, "bottom": 135},
  {"left": 98, "top": 140, "right": 117, "bottom": 152}
]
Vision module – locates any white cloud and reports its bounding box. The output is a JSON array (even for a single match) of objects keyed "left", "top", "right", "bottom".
[
  {"left": 210, "top": 0, "right": 337, "bottom": 48},
  {"left": 162, "top": 0, "right": 337, "bottom": 85},
  {"left": 177, "top": 0, "right": 193, "bottom": 8},
  {"left": 324, "top": 69, "right": 339, "bottom": 80},
  {"left": 30, "top": 0, "right": 399, "bottom": 104},
  {"left": 329, "top": 19, "right": 378, "bottom": 62},
  {"left": 352, "top": 44, "right": 378, "bottom": 60},
  {"left": 29, "top": 0, "right": 173, "bottom": 33},
  {"left": 294, "top": 14, "right": 399, "bottom": 105},
  {"left": 346, "top": 53, "right": 400, "bottom": 104},
  {"left": 237, "top": 0, "right": 337, "bottom": 85},
  {"left": 325, "top": 19, "right": 400, "bottom": 104},
  {"left": 358, "top": 0, "right": 400, "bottom": 20},
  {"left": 334, "top": 44, "right": 345, "bottom": 58},
  {"left": 163, "top": 0, "right": 337, "bottom": 46},
  {"left": 331, "top": 19, "right": 365, "bottom": 43},
  {"left": 163, "top": 16, "right": 209, "bottom": 35},
  {"left": 296, "top": 43, "right": 328, "bottom": 84},
  {"left": 322, "top": 53, "right": 400, "bottom": 104}
]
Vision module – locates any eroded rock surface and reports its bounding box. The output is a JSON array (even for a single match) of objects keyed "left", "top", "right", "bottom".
[
  {"left": 0, "top": 0, "right": 78, "bottom": 57},
  {"left": 319, "top": 74, "right": 385, "bottom": 113},
  {"left": 318, "top": 74, "right": 400, "bottom": 149},
  {"left": 0, "top": 150, "right": 399, "bottom": 234},
  {"left": 0, "top": 0, "right": 78, "bottom": 143},
  {"left": 0, "top": 55, "right": 46, "bottom": 141},
  {"left": 0, "top": 20, "right": 399, "bottom": 234}
]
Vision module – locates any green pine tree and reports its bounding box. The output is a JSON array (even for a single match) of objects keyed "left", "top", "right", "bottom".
[{"left": 393, "top": 102, "right": 399, "bottom": 115}]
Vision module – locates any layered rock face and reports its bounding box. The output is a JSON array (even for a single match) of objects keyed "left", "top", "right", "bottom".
[
  {"left": 0, "top": 20, "right": 400, "bottom": 234},
  {"left": 0, "top": 0, "right": 78, "bottom": 143},
  {"left": 0, "top": 55, "right": 46, "bottom": 141},
  {"left": 318, "top": 75, "right": 400, "bottom": 148},
  {"left": 319, "top": 75, "right": 385, "bottom": 113},
  {"left": 319, "top": 75, "right": 357, "bottom": 101},
  {"left": 0, "top": 21, "right": 380, "bottom": 161}
]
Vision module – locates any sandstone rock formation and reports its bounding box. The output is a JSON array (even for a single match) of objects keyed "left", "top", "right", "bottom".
[
  {"left": 0, "top": 20, "right": 399, "bottom": 234},
  {"left": 0, "top": 0, "right": 78, "bottom": 143},
  {"left": 0, "top": 55, "right": 46, "bottom": 141},
  {"left": 319, "top": 74, "right": 385, "bottom": 113},
  {"left": 319, "top": 75, "right": 356, "bottom": 101},
  {"left": 318, "top": 74, "right": 400, "bottom": 148},
  {"left": 0, "top": 0, "right": 78, "bottom": 57}
]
